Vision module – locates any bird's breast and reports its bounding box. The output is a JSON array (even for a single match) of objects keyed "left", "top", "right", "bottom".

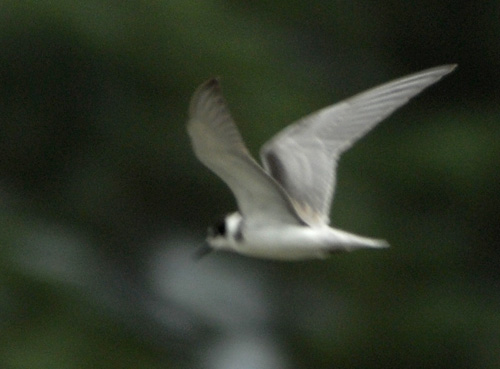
[{"left": 232, "top": 225, "right": 333, "bottom": 260}]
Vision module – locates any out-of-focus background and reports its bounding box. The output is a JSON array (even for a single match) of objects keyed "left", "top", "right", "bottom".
[{"left": 1, "top": 1, "right": 499, "bottom": 368}]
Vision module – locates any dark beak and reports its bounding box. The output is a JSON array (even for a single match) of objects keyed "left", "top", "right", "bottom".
[{"left": 192, "top": 242, "right": 213, "bottom": 260}]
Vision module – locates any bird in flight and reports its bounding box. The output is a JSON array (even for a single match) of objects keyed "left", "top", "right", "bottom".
[{"left": 187, "top": 65, "right": 456, "bottom": 260}]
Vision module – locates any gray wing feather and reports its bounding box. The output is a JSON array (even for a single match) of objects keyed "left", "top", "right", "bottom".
[
  {"left": 187, "top": 78, "right": 304, "bottom": 227},
  {"left": 260, "top": 65, "right": 456, "bottom": 225}
]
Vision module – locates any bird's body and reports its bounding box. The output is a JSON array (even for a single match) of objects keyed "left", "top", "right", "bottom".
[
  {"left": 208, "top": 212, "right": 388, "bottom": 261},
  {"left": 187, "top": 65, "right": 456, "bottom": 261}
]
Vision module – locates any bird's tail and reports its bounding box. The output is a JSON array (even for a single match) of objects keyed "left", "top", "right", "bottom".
[{"left": 327, "top": 229, "right": 390, "bottom": 253}]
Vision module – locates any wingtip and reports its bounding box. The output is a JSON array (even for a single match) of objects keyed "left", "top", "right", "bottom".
[
  {"left": 429, "top": 64, "right": 458, "bottom": 77},
  {"left": 203, "top": 76, "right": 221, "bottom": 88},
  {"left": 200, "top": 76, "right": 222, "bottom": 91},
  {"left": 440, "top": 63, "right": 458, "bottom": 73},
  {"left": 189, "top": 77, "right": 224, "bottom": 118},
  {"left": 191, "top": 77, "right": 222, "bottom": 98}
]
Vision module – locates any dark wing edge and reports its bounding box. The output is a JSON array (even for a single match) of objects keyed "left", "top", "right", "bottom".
[{"left": 187, "top": 78, "right": 306, "bottom": 227}]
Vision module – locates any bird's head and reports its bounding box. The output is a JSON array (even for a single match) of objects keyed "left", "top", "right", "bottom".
[
  {"left": 206, "top": 217, "right": 228, "bottom": 248},
  {"left": 208, "top": 211, "right": 242, "bottom": 248},
  {"left": 193, "top": 212, "right": 243, "bottom": 259}
]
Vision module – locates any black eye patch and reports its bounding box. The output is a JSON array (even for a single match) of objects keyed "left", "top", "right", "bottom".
[
  {"left": 209, "top": 217, "right": 226, "bottom": 237},
  {"left": 215, "top": 220, "right": 226, "bottom": 235}
]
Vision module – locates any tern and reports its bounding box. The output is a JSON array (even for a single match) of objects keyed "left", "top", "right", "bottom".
[{"left": 187, "top": 65, "right": 456, "bottom": 260}]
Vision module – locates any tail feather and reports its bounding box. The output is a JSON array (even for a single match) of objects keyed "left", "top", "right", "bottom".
[{"left": 327, "top": 229, "right": 390, "bottom": 253}]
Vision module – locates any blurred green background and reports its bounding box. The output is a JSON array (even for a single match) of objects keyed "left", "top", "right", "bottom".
[{"left": 1, "top": 1, "right": 499, "bottom": 368}]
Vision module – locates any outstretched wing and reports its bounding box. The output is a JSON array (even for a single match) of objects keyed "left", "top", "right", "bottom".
[
  {"left": 187, "top": 78, "right": 304, "bottom": 227},
  {"left": 260, "top": 65, "right": 456, "bottom": 225}
]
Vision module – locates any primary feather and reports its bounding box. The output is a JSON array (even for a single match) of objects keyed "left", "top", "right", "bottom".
[
  {"left": 260, "top": 65, "right": 457, "bottom": 225},
  {"left": 187, "top": 78, "right": 304, "bottom": 227}
]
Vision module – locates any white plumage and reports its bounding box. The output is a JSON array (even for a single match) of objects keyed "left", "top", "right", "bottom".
[{"left": 188, "top": 65, "right": 456, "bottom": 260}]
